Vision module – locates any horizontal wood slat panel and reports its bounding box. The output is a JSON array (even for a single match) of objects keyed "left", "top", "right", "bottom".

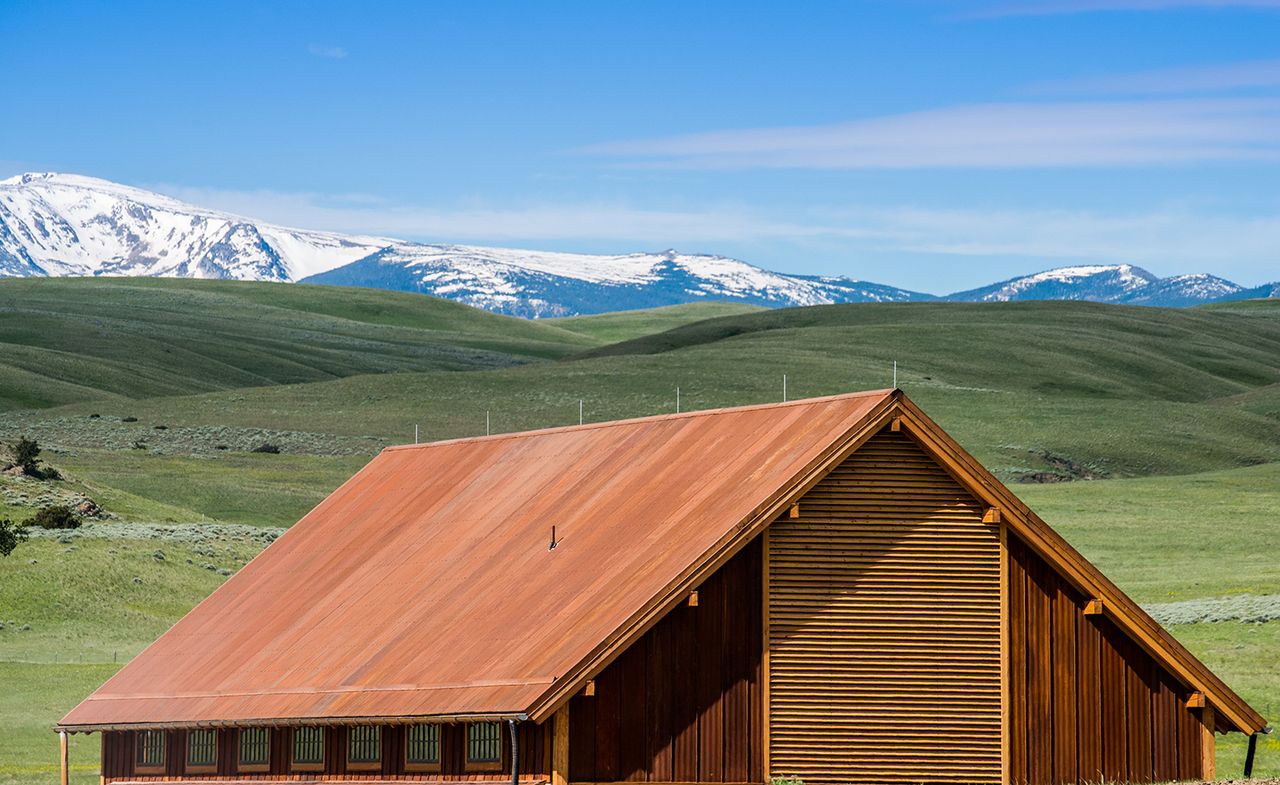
[{"left": 767, "top": 429, "right": 1001, "bottom": 785}]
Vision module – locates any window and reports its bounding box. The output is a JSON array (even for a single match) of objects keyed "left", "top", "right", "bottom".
[
  {"left": 186, "top": 729, "right": 217, "bottom": 773},
  {"left": 238, "top": 727, "right": 269, "bottom": 772},
  {"left": 347, "top": 725, "right": 381, "bottom": 771},
  {"left": 466, "top": 722, "right": 502, "bottom": 771},
  {"left": 135, "top": 730, "right": 166, "bottom": 773},
  {"left": 405, "top": 724, "right": 440, "bottom": 771},
  {"left": 292, "top": 726, "right": 324, "bottom": 772}
]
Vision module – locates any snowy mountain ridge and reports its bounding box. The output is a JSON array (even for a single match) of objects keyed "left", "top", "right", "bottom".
[{"left": 0, "top": 172, "right": 1271, "bottom": 316}]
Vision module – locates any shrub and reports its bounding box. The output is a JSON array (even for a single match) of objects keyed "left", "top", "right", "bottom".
[
  {"left": 22, "top": 505, "right": 81, "bottom": 530},
  {"left": 251, "top": 443, "right": 282, "bottom": 454},
  {"left": 11, "top": 436, "right": 40, "bottom": 474},
  {"left": 0, "top": 519, "right": 28, "bottom": 557}
]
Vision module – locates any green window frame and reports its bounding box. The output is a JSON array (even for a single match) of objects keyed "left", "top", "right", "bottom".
[
  {"left": 135, "top": 729, "right": 166, "bottom": 772},
  {"left": 292, "top": 726, "right": 324, "bottom": 767},
  {"left": 238, "top": 727, "right": 269, "bottom": 770},
  {"left": 466, "top": 721, "right": 502, "bottom": 767},
  {"left": 186, "top": 729, "right": 217, "bottom": 770},
  {"left": 347, "top": 725, "right": 381, "bottom": 767},
  {"left": 406, "top": 723, "right": 440, "bottom": 768}
]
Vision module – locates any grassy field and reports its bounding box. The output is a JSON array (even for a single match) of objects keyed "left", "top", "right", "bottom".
[
  {"left": 549, "top": 301, "right": 765, "bottom": 343},
  {"left": 0, "top": 280, "right": 1276, "bottom": 782},
  {"left": 0, "top": 277, "right": 595, "bottom": 411}
]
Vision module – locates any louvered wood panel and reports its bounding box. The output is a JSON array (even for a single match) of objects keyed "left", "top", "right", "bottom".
[{"left": 767, "top": 429, "right": 1002, "bottom": 785}]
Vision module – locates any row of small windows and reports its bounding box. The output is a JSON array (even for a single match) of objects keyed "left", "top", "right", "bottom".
[{"left": 133, "top": 722, "right": 500, "bottom": 773}]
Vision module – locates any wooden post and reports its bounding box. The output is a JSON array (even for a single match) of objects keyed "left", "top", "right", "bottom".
[
  {"left": 552, "top": 705, "right": 569, "bottom": 785},
  {"left": 59, "top": 730, "right": 69, "bottom": 785},
  {"left": 1200, "top": 705, "right": 1215, "bottom": 781},
  {"left": 761, "top": 528, "right": 771, "bottom": 779}
]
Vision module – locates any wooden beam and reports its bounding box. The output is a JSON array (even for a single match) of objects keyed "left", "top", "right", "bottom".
[
  {"left": 1200, "top": 705, "right": 1216, "bottom": 781},
  {"left": 1186, "top": 691, "right": 1205, "bottom": 709},
  {"left": 983, "top": 507, "right": 1002, "bottom": 524},
  {"left": 59, "top": 730, "right": 68, "bottom": 785},
  {"left": 687, "top": 590, "right": 699, "bottom": 608},
  {"left": 582, "top": 679, "right": 596, "bottom": 697},
  {"left": 552, "top": 705, "right": 569, "bottom": 785},
  {"left": 788, "top": 504, "right": 800, "bottom": 519},
  {"left": 761, "top": 528, "right": 771, "bottom": 779},
  {"left": 1083, "top": 599, "right": 1104, "bottom": 616},
  {"left": 890, "top": 416, "right": 902, "bottom": 432}
]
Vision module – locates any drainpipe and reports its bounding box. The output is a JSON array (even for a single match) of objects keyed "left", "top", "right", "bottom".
[{"left": 508, "top": 719, "right": 519, "bottom": 785}]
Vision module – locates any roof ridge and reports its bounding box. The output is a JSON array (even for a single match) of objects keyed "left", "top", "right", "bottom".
[{"left": 383, "top": 389, "right": 897, "bottom": 452}]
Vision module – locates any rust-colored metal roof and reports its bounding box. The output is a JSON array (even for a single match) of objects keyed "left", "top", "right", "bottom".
[{"left": 61, "top": 391, "right": 896, "bottom": 730}]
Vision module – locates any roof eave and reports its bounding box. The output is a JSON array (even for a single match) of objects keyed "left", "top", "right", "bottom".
[{"left": 57, "top": 711, "right": 530, "bottom": 735}]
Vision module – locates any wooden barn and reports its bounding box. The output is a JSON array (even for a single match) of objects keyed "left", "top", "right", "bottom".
[{"left": 59, "top": 390, "right": 1267, "bottom": 785}]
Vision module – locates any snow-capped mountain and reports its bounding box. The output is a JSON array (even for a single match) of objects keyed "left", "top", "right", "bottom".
[
  {"left": 945, "top": 264, "right": 1246, "bottom": 308},
  {"left": 301, "top": 244, "right": 928, "bottom": 318},
  {"left": 0, "top": 173, "right": 387, "bottom": 281},
  {"left": 0, "top": 173, "right": 1270, "bottom": 316}
]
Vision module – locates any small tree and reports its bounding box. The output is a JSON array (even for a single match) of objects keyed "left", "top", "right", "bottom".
[
  {"left": 0, "top": 518, "right": 27, "bottom": 557},
  {"left": 12, "top": 437, "right": 40, "bottom": 475}
]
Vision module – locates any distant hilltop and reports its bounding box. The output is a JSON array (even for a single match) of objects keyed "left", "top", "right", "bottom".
[{"left": 2, "top": 172, "right": 1274, "bottom": 317}]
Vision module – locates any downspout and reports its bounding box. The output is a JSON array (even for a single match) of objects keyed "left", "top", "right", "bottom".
[
  {"left": 1245, "top": 726, "right": 1273, "bottom": 778},
  {"left": 508, "top": 718, "right": 519, "bottom": 785}
]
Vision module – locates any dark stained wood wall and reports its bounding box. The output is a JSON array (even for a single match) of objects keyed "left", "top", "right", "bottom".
[
  {"left": 568, "top": 538, "right": 763, "bottom": 784},
  {"left": 102, "top": 721, "right": 546, "bottom": 781},
  {"left": 1008, "top": 534, "right": 1211, "bottom": 785}
]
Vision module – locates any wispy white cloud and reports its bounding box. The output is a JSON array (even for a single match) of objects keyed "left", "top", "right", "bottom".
[
  {"left": 578, "top": 98, "right": 1280, "bottom": 169},
  {"left": 963, "top": 0, "right": 1280, "bottom": 18},
  {"left": 150, "top": 183, "right": 1280, "bottom": 286},
  {"left": 307, "top": 43, "right": 348, "bottom": 60},
  {"left": 1030, "top": 58, "right": 1280, "bottom": 95}
]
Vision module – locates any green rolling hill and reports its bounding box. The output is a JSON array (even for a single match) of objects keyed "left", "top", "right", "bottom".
[{"left": 0, "top": 277, "right": 595, "bottom": 411}]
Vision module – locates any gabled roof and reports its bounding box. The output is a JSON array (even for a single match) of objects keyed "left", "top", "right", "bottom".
[
  {"left": 60, "top": 390, "right": 1266, "bottom": 736},
  {"left": 61, "top": 390, "right": 896, "bottom": 730}
]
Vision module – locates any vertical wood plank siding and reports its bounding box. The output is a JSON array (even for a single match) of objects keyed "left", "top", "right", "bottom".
[
  {"left": 767, "top": 428, "right": 1003, "bottom": 785},
  {"left": 101, "top": 722, "right": 546, "bottom": 781},
  {"left": 568, "top": 539, "right": 763, "bottom": 784},
  {"left": 1007, "top": 534, "right": 1212, "bottom": 784}
]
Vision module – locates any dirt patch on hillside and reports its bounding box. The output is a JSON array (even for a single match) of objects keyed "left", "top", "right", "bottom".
[{"left": 1015, "top": 449, "right": 1109, "bottom": 483}]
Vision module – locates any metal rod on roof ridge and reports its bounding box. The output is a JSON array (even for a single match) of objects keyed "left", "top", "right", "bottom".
[
  {"left": 783, "top": 374, "right": 787, "bottom": 402},
  {"left": 414, "top": 424, "right": 418, "bottom": 445},
  {"left": 579, "top": 399, "right": 583, "bottom": 425},
  {"left": 676, "top": 387, "right": 680, "bottom": 414},
  {"left": 486, "top": 410, "right": 491, "bottom": 437},
  {"left": 893, "top": 360, "right": 898, "bottom": 389}
]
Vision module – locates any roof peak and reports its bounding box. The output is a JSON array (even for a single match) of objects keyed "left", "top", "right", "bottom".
[{"left": 383, "top": 389, "right": 898, "bottom": 452}]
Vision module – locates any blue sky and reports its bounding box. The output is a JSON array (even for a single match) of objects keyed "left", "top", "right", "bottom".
[{"left": 2, "top": 0, "right": 1278, "bottom": 292}]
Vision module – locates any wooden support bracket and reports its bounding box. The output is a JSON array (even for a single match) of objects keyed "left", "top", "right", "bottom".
[
  {"left": 1187, "top": 691, "right": 1205, "bottom": 709},
  {"left": 687, "top": 590, "right": 699, "bottom": 607},
  {"left": 890, "top": 416, "right": 902, "bottom": 432},
  {"left": 788, "top": 504, "right": 800, "bottom": 519},
  {"left": 982, "top": 507, "right": 1002, "bottom": 524},
  {"left": 582, "top": 679, "right": 596, "bottom": 697},
  {"left": 1083, "top": 599, "right": 1105, "bottom": 616}
]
